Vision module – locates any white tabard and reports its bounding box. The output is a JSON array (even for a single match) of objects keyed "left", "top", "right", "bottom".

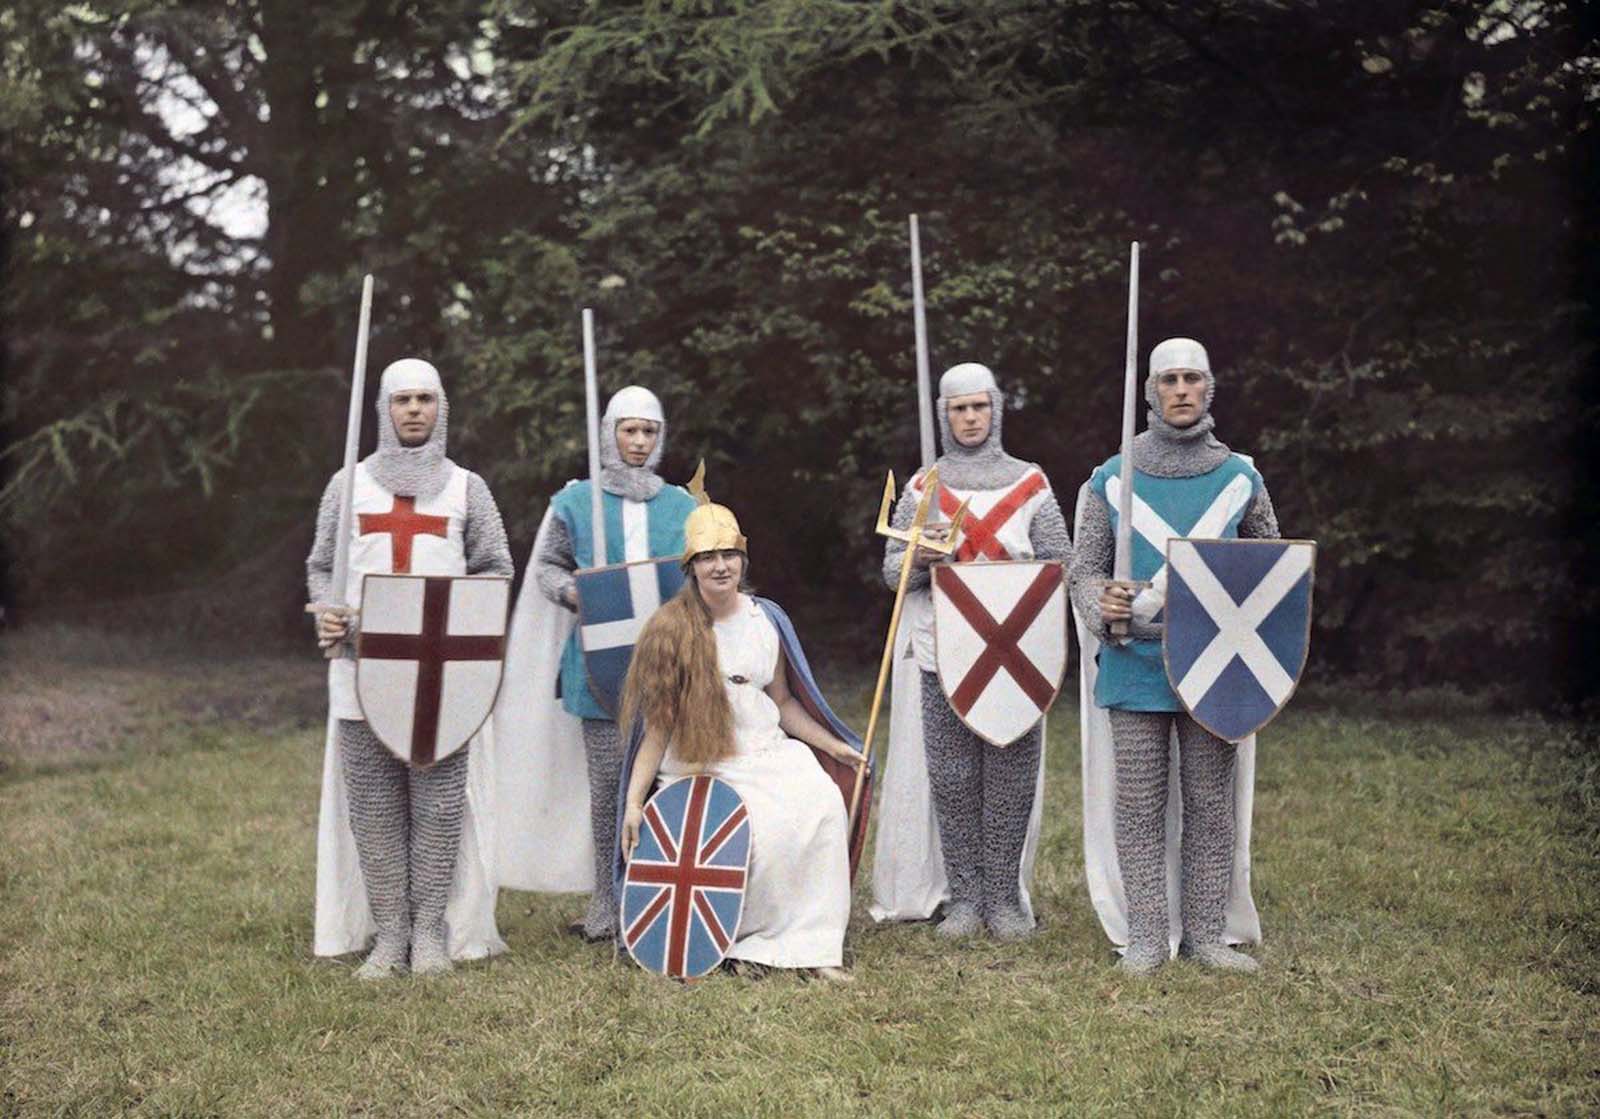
[
  {"left": 870, "top": 467, "right": 1051, "bottom": 923},
  {"left": 327, "top": 462, "right": 467, "bottom": 720},
  {"left": 314, "top": 458, "right": 502, "bottom": 962}
]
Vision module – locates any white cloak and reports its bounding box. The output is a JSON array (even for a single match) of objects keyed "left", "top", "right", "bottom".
[
  {"left": 312, "top": 714, "right": 506, "bottom": 960},
  {"left": 491, "top": 505, "right": 594, "bottom": 892},
  {"left": 1073, "top": 482, "right": 1261, "bottom": 954},
  {"left": 868, "top": 590, "right": 1048, "bottom": 923}
]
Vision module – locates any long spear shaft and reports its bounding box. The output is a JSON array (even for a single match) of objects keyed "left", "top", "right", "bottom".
[
  {"left": 582, "top": 307, "right": 607, "bottom": 566},
  {"left": 847, "top": 521, "right": 918, "bottom": 831},
  {"left": 847, "top": 470, "right": 964, "bottom": 832},
  {"left": 910, "top": 214, "right": 935, "bottom": 471},
  {"left": 1111, "top": 242, "right": 1139, "bottom": 636}
]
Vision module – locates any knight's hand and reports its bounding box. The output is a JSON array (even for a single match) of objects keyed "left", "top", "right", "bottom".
[
  {"left": 911, "top": 524, "right": 950, "bottom": 567},
  {"left": 621, "top": 804, "right": 644, "bottom": 861},
  {"left": 1099, "top": 582, "right": 1135, "bottom": 622},
  {"left": 316, "top": 608, "right": 352, "bottom": 647}
]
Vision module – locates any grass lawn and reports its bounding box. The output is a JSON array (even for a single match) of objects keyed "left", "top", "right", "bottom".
[{"left": 2, "top": 628, "right": 1596, "bottom": 1117}]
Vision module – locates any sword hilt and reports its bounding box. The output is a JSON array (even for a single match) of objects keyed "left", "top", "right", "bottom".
[
  {"left": 305, "top": 602, "right": 358, "bottom": 660},
  {"left": 1103, "top": 579, "right": 1149, "bottom": 641}
]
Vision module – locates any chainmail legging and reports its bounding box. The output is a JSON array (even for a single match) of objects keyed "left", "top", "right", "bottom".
[
  {"left": 919, "top": 672, "right": 1041, "bottom": 919},
  {"left": 1107, "top": 710, "right": 1237, "bottom": 955},
  {"left": 580, "top": 718, "right": 624, "bottom": 936},
  {"left": 337, "top": 719, "right": 468, "bottom": 957}
]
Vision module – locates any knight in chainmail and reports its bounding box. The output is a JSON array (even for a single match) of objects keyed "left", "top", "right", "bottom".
[
  {"left": 881, "top": 363, "right": 1072, "bottom": 941},
  {"left": 531, "top": 386, "right": 697, "bottom": 941},
  {"left": 1068, "top": 338, "right": 1279, "bottom": 976},
  {"left": 307, "top": 358, "right": 512, "bottom": 978}
]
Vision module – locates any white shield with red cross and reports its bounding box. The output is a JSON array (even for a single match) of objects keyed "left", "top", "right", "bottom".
[
  {"left": 932, "top": 561, "right": 1068, "bottom": 746},
  {"left": 356, "top": 574, "right": 510, "bottom": 767}
]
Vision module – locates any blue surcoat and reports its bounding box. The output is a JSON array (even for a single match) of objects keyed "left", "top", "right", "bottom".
[
  {"left": 549, "top": 481, "right": 697, "bottom": 719},
  {"left": 1089, "top": 453, "right": 1262, "bottom": 712}
]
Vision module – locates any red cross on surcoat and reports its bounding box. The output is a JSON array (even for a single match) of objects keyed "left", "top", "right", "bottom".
[
  {"left": 359, "top": 496, "right": 449, "bottom": 573},
  {"left": 359, "top": 577, "right": 503, "bottom": 766},
  {"left": 625, "top": 777, "right": 748, "bottom": 977},
  {"left": 935, "top": 563, "right": 1063, "bottom": 717},
  {"left": 920, "top": 470, "right": 1047, "bottom": 561}
]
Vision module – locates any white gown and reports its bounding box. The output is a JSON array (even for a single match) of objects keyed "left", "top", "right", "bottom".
[{"left": 658, "top": 596, "right": 851, "bottom": 968}]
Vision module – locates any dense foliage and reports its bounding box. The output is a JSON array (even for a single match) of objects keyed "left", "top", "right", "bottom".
[{"left": 3, "top": 1, "right": 1594, "bottom": 703}]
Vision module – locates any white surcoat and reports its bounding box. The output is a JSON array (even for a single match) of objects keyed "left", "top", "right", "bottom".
[{"left": 328, "top": 461, "right": 468, "bottom": 719}]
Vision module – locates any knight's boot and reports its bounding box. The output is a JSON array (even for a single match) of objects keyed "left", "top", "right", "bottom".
[
  {"left": 580, "top": 719, "right": 624, "bottom": 940},
  {"left": 921, "top": 673, "right": 983, "bottom": 938},
  {"left": 338, "top": 720, "right": 412, "bottom": 979},
  {"left": 980, "top": 724, "right": 1042, "bottom": 941},
  {"left": 1175, "top": 718, "right": 1258, "bottom": 974},
  {"left": 1109, "top": 710, "right": 1173, "bottom": 976},
  {"left": 407, "top": 746, "right": 469, "bottom": 976}
]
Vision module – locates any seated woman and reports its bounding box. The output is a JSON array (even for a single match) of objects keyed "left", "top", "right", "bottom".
[{"left": 618, "top": 500, "right": 865, "bottom": 982}]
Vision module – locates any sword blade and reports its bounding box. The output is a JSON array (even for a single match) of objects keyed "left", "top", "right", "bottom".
[
  {"left": 910, "top": 214, "right": 935, "bottom": 471},
  {"left": 329, "top": 274, "right": 374, "bottom": 607},
  {"left": 582, "top": 307, "right": 607, "bottom": 567},
  {"left": 1113, "top": 242, "right": 1140, "bottom": 583}
]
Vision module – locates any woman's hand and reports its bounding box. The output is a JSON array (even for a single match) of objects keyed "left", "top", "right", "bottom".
[
  {"left": 621, "top": 803, "right": 645, "bottom": 861},
  {"left": 824, "top": 736, "right": 865, "bottom": 767}
]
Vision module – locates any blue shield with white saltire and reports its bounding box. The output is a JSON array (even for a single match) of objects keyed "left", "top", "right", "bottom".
[
  {"left": 622, "top": 775, "right": 750, "bottom": 979},
  {"left": 1163, "top": 538, "right": 1316, "bottom": 742},
  {"left": 575, "top": 557, "right": 686, "bottom": 717}
]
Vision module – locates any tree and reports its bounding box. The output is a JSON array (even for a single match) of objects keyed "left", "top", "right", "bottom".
[{"left": 2, "top": 0, "right": 578, "bottom": 609}]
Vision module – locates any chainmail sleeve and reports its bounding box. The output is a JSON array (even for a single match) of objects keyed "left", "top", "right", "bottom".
[
  {"left": 306, "top": 472, "right": 342, "bottom": 604},
  {"left": 1238, "top": 480, "right": 1281, "bottom": 540},
  {"left": 1068, "top": 487, "right": 1114, "bottom": 641},
  {"left": 533, "top": 507, "right": 579, "bottom": 610},
  {"left": 881, "top": 483, "right": 932, "bottom": 592},
  {"left": 1028, "top": 490, "right": 1073, "bottom": 564},
  {"left": 463, "top": 472, "right": 514, "bottom": 578}
]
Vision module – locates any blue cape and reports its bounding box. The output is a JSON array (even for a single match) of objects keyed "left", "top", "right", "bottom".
[{"left": 612, "top": 597, "right": 872, "bottom": 898}]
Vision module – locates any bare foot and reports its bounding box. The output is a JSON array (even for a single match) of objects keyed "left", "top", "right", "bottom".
[{"left": 810, "top": 966, "right": 855, "bottom": 984}]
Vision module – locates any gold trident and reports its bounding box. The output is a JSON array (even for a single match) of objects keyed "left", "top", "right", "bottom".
[{"left": 847, "top": 466, "right": 970, "bottom": 832}]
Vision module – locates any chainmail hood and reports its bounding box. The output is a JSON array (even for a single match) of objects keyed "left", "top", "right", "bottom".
[
  {"left": 368, "top": 358, "right": 455, "bottom": 499},
  {"left": 1134, "top": 338, "right": 1231, "bottom": 477},
  {"left": 935, "top": 362, "right": 1030, "bottom": 489},
  {"left": 599, "top": 385, "right": 666, "bottom": 501}
]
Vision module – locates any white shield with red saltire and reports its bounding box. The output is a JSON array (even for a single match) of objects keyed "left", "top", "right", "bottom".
[
  {"left": 1163, "top": 538, "right": 1316, "bottom": 743},
  {"left": 932, "top": 560, "right": 1069, "bottom": 747},
  {"left": 356, "top": 573, "right": 510, "bottom": 767},
  {"left": 622, "top": 775, "right": 751, "bottom": 979}
]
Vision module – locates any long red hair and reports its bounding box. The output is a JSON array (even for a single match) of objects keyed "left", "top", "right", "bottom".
[{"left": 619, "top": 575, "right": 735, "bottom": 766}]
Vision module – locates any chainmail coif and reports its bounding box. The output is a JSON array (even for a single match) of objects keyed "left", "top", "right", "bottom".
[{"left": 366, "top": 359, "right": 456, "bottom": 500}]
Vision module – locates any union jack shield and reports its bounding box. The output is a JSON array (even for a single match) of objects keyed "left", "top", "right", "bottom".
[
  {"left": 932, "top": 560, "right": 1069, "bottom": 746},
  {"left": 621, "top": 775, "right": 750, "bottom": 979},
  {"left": 576, "top": 557, "right": 686, "bottom": 716},
  {"left": 356, "top": 574, "right": 510, "bottom": 767},
  {"left": 1164, "top": 538, "right": 1316, "bottom": 742}
]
